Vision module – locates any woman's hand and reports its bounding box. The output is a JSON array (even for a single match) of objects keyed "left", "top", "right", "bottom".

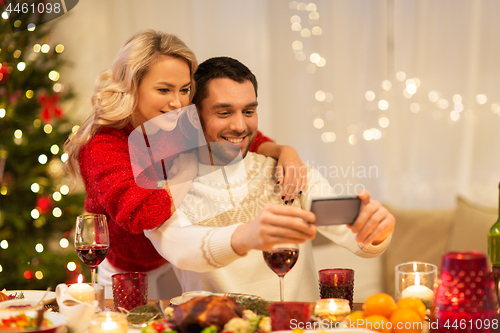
[{"left": 275, "top": 146, "right": 307, "bottom": 204}]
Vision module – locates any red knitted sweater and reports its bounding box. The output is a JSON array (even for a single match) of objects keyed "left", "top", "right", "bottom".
[{"left": 79, "top": 124, "right": 272, "bottom": 272}]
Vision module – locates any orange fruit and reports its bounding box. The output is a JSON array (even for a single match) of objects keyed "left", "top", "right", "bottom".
[
  {"left": 363, "top": 293, "right": 397, "bottom": 318},
  {"left": 389, "top": 308, "right": 423, "bottom": 333},
  {"left": 358, "top": 315, "right": 391, "bottom": 333},
  {"left": 344, "top": 311, "right": 365, "bottom": 328},
  {"left": 396, "top": 297, "right": 426, "bottom": 321}
]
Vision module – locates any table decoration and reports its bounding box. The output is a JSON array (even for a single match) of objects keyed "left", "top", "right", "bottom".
[
  {"left": 90, "top": 311, "right": 128, "bottom": 333},
  {"left": 55, "top": 283, "right": 98, "bottom": 333},
  {"left": 318, "top": 268, "right": 355, "bottom": 309},
  {"left": 314, "top": 298, "right": 351, "bottom": 324},
  {"left": 395, "top": 261, "right": 437, "bottom": 308},
  {"left": 68, "top": 274, "right": 95, "bottom": 303},
  {"left": 112, "top": 272, "right": 147, "bottom": 312},
  {"left": 431, "top": 251, "right": 498, "bottom": 333}
]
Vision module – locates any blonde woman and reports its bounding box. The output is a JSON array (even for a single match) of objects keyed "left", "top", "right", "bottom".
[{"left": 64, "top": 30, "right": 306, "bottom": 299}]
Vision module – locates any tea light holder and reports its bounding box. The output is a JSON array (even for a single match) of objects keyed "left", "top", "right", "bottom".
[
  {"left": 68, "top": 274, "right": 96, "bottom": 303},
  {"left": 314, "top": 298, "right": 351, "bottom": 324},
  {"left": 395, "top": 261, "right": 437, "bottom": 308},
  {"left": 90, "top": 311, "right": 128, "bottom": 333}
]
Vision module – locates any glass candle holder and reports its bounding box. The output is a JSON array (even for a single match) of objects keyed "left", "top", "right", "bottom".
[
  {"left": 395, "top": 261, "right": 437, "bottom": 308},
  {"left": 431, "top": 252, "right": 498, "bottom": 333},
  {"left": 269, "top": 301, "right": 313, "bottom": 331},
  {"left": 112, "top": 272, "right": 147, "bottom": 312},
  {"left": 90, "top": 311, "right": 128, "bottom": 333},
  {"left": 314, "top": 298, "right": 351, "bottom": 327},
  {"left": 318, "top": 268, "right": 354, "bottom": 309}
]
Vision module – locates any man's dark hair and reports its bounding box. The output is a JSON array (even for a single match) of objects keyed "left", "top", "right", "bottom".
[{"left": 192, "top": 56, "right": 258, "bottom": 107}]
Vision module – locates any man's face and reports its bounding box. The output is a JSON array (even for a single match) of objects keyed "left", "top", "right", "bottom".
[{"left": 198, "top": 78, "right": 258, "bottom": 164}]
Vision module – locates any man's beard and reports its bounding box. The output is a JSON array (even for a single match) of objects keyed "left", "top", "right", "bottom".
[{"left": 208, "top": 131, "right": 257, "bottom": 165}]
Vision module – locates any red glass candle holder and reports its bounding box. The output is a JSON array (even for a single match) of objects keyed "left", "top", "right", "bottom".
[
  {"left": 318, "top": 268, "right": 354, "bottom": 309},
  {"left": 269, "top": 302, "right": 313, "bottom": 331},
  {"left": 112, "top": 272, "right": 148, "bottom": 312},
  {"left": 431, "top": 252, "right": 498, "bottom": 333}
]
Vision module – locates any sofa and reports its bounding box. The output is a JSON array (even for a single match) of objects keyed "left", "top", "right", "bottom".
[{"left": 311, "top": 197, "right": 496, "bottom": 302}]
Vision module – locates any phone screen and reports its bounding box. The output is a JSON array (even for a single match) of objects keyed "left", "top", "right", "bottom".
[{"left": 310, "top": 196, "right": 361, "bottom": 225}]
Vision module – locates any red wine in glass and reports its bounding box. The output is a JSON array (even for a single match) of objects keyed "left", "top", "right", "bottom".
[
  {"left": 76, "top": 244, "right": 109, "bottom": 269},
  {"left": 75, "top": 214, "right": 109, "bottom": 285},
  {"left": 263, "top": 244, "right": 299, "bottom": 302}
]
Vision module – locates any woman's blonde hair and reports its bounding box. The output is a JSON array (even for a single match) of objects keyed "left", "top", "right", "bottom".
[{"left": 64, "top": 30, "right": 198, "bottom": 185}]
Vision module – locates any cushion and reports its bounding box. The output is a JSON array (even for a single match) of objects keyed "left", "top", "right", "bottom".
[
  {"left": 381, "top": 205, "right": 454, "bottom": 297},
  {"left": 446, "top": 196, "right": 496, "bottom": 255}
]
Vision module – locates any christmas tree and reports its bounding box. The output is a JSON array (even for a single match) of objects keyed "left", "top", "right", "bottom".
[{"left": 0, "top": 4, "right": 86, "bottom": 289}]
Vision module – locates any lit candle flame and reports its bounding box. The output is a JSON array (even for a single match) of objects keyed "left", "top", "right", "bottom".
[
  {"left": 77, "top": 274, "right": 83, "bottom": 284},
  {"left": 413, "top": 262, "right": 417, "bottom": 271},
  {"left": 415, "top": 272, "right": 420, "bottom": 286}
]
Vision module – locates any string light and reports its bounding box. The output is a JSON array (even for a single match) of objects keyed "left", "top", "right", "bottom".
[
  {"left": 48, "top": 71, "right": 60, "bottom": 81},
  {"left": 35, "top": 243, "right": 44, "bottom": 253},
  {"left": 406, "top": 83, "right": 417, "bottom": 95},
  {"left": 453, "top": 94, "right": 462, "bottom": 104},
  {"left": 0, "top": 265, "right": 3, "bottom": 273},
  {"left": 300, "top": 28, "right": 311, "bottom": 37},
  {"left": 31, "top": 183, "right": 40, "bottom": 193},
  {"left": 316, "top": 57, "right": 326, "bottom": 67},
  {"left": 311, "top": 26, "right": 322, "bottom": 35},
  {"left": 306, "top": 3, "right": 317, "bottom": 11},
  {"left": 291, "top": 15, "right": 301, "bottom": 23},
  {"left": 41, "top": 44, "right": 50, "bottom": 53},
  {"left": 50, "top": 144, "right": 59, "bottom": 155},
  {"left": 35, "top": 271, "right": 43, "bottom": 280},
  {"left": 1, "top": 12, "right": 9, "bottom": 20},
  {"left": 363, "top": 130, "right": 374, "bottom": 141},
  {"left": 60, "top": 185, "right": 69, "bottom": 195},
  {"left": 291, "top": 22, "right": 301, "bottom": 31},
  {"left": 31, "top": 209, "right": 40, "bottom": 219},
  {"left": 371, "top": 128, "right": 382, "bottom": 140},
  {"left": 14, "top": 20, "right": 21, "bottom": 28},
  {"left": 67, "top": 262, "right": 77, "bottom": 271},
  {"left": 292, "top": 41, "right": 303, "bottom": 51},
  {"left": 450, "top": 110, "right": 460, "bottom": 121},
  {"left": 33, "top": 44, "right": 41, "bottom": 53},
  {"left": 26, "top": 90, "right": 34, "bottom": 99},
  {"left": 297, "top": 2, "right": 307, "bottom": 10},
  {"left": 33, "top": 119, "right": 41, "bottom": 128},
  {"left": 55, "top": 44, "right": 64, "bottom": 53},
  {"left": 52, "top": 192, "right": 62, "bottom": 201},
  {"left": 382, "top": 80, "right": 392, "bottom": 91},
  {"left": 348, "top": 135, "right": 357, "bottom": 145},
  {"left": 59, "top": 238, "right": 69, "bottom": 248},
  {"left": 315, "top": 90, "right": 326, "bottom": 101},
  {"left": 52, "top": 207, "right": 62, "bottom": 217},
  {"left": 321, "top": 132, "right": 336, "bottom": 143},
  {"left": 378, "top": 100, "right": 389, "bottom": 110},
  {"left": 27, "top": 23, "right": 36, "bottom": 31},
  {"left": 0, "top": 240, "right": 8, "bottom": 249},
  {"left": 0, "top": 108, "right": 5, "bottom": 118},
  {"left": 313, "top": 118, "right": 324, "bottom": 129},
  {"left": 38, "top": 154, "right": 48, "bottom": 164},
  {"left": 379, "top": 117, "right": 390, "bottom": 128},
  {"left": 0, "top": 187, "right": 7, "bottom": 195},
  {"left": 53, "top": 83, "right": 63, "bottom": 92},
  {"left": 44, "top": 124, "right": 52, "bottom": 134},
  {"left": 365, "top": 91, "right": 376, "bottom": 101},
  {"left": 13, "top": 50, "right": 21, "bottom": 58},
  {"left": 61, "top": 153, "right": 69, "bottom": 163},
  {"left": 476, "top": 94, "right": 487, "bottom": 105},
  {"left": 309, "top": 11, "right": 319, "bottom": 20},
  {"left": 396, "top": 71, "right": 406, "bottom": 81},
  {"left": 14, "top": 129, "right": 22, "bottom": 139}
]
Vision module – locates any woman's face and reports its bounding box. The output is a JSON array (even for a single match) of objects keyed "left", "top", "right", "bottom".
[{"left": 131, "top": 55, "right": 192, "bottom": 130}]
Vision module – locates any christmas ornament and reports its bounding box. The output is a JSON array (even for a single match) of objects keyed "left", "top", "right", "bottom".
[
  {"left": 0, "top": 62, "right": 9, "bottom": 84},
  {"left": 38, "top": 93, "right": 63, "bottom": 122},
  {"left": 36, "top": 195, "right": 53, "bottom": 214}
]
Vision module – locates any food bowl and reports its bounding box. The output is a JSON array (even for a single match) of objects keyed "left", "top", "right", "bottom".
[
  {"left": 0, "top": 310, "right": 66, "bottom": 332},
  {"left": 0, "top": 299, "right": 40, "bottom": 310}
]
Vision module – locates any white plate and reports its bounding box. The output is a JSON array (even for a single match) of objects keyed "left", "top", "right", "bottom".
[{"left": 3, "top": 290, "right": 57, "bottom": 305}]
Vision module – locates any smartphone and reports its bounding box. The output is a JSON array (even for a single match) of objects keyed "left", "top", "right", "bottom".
[{"left": 310, "top": 196, "right": 361, "bottom": 226}]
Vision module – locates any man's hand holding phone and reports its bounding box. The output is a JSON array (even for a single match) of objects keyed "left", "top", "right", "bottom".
[{"left": 347, "top": 190, "right": 395, "bottom": 246}]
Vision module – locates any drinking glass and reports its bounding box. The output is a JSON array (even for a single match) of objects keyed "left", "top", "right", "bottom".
[
  {"left": 75, "top": 214, "right": 110, "bottom": 285},
  {"left": 431, "top": 251, "right": 498, "bottom": 333},
  {"left": 263, "top": 244, "right": 299, "bottom": 302},
  {"left": 112, "top": 272, "right": 148, "bottom": 312}
]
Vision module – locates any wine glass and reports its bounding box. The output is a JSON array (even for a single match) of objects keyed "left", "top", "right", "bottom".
[
  {"left": 263, "top": 244, "right": 299, "bottom": 302},
  {"left": 75, "top": 214, "right": 110, "bottom": 285}
]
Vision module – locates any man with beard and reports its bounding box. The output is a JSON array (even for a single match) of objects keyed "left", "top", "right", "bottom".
[{"left": 145, "top": 57, "right": 395, "bottom": 301}]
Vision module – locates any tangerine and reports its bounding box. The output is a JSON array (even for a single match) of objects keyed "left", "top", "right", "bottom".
[
  {"left": 358, "top": 314, "right": 391, "bottom": 333},
  {"left": 396, "top": 297, "right": 426, "bottom": 321},
  {"left": 389, "top": 308, "right": 423, "bottom": 333},
  {"left": 363, "top": 293, "right": 397, "bottom": 318},
  {"left": 343, "top": 311, "right": 365, "bottom": 328}
]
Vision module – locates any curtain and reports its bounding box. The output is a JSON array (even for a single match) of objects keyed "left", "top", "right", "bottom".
[{"left": 54, "top": 0, "right": 500, "bottom": 208}]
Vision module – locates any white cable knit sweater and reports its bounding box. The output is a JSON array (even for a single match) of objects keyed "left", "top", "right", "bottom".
[{"left": 144, "top": 153, "right": 390, "bottom": 302}]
